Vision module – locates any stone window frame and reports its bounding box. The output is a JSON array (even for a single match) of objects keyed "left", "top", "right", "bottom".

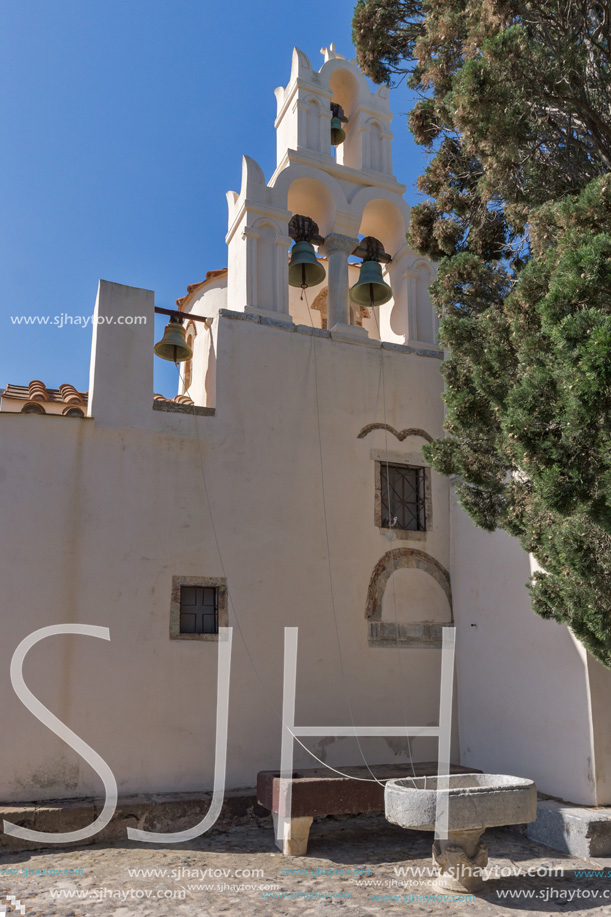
[
  {"left": 169, "top": 576, "right": 228, "bottom": 642},
  {"left": 372, "top": 449, "right": 433, "bottom": 542}
]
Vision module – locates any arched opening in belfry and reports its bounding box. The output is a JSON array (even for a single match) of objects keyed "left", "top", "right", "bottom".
[
  {"left": 287, "top": 177, "right": 336, "bottom": 237},
  {"left": 359, "top": 198, "right": 406, "bottom": 258}
]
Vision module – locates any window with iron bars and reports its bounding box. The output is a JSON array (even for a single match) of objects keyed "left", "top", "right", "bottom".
[{"left": 380, "top": 463, "right": 426, "bottom": 532}]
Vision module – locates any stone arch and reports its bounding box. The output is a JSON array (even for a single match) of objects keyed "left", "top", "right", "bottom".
[
  {"left": 366, "top": 549, "right": 451, "bottom": 621},
  {"left": 366, "top": 548, "right": 452, "bottom": 648},
  {"left": 357, "top": 423, "right": 434, "bottom": 444}
]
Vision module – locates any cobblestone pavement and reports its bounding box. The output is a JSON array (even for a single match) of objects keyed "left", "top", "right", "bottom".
[{"left": 0, "top": 814, "right": 610, "bottom": 916}]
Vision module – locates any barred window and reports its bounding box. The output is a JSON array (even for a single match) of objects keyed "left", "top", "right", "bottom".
[{"left": 380, "top": 463, "right": 426, "bottom": 532}]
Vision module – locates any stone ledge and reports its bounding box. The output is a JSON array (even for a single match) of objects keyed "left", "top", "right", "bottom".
[
  {"left": 368, "top": 621, "right": 446, "bottom": 648},
  {"left": 152, "top": 401, "right": 216, "bottom": 417},
  {"left": 219, "top": 308, "right": 260, "bottom": 324},
  {"left": 294, "top": 324, "right": 332, "bottom": 339},
  {"left": 0, "top": 788, "right": 265, "bottom": 853},
  {"left": 382, "top": 341, "right": 443, "bottom": 360},
  {"left": 259, "top": 315, "right": 295, "bottom": 331},
  {"left": 218, "top": 310, "right": 442, "bottom": 355},
  {"left": 526, "top": 798, "right": 611, "bottom": 858}
]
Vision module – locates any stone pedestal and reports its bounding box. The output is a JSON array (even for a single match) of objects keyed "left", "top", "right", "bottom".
[
  {"left": 385, "top": 773, "right": 537, "bottom": 895},
  {"left": 272, "top": 813, "right": 313, "bottom": 857},
  {"left": 432, "top": 828, "right": 488, "bottom": 892}
]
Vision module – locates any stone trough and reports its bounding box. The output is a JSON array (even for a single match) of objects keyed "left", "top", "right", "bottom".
[{"left": 385, "top": 773, "right": 537, "bottom": 892}]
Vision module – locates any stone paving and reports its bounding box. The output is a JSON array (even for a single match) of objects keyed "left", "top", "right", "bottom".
[{"left": 0, "top": 814, "right": 610, "bottom": 916}]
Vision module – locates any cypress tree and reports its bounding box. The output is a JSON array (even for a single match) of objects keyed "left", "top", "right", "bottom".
[{"left": 352, "top": 0, "right": 611, "bottom": 665}]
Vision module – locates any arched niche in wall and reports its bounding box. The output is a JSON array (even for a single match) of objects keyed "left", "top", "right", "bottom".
[
  {"left": 305, "top": 97, "right": 323, "bottom": 153},
  {"left": 366, "top": 548, "right": 452, "bottom": 648},
  {"left": 255, "top": 221, "right": 277, "bottom": 310},
  {"left": 286, "top": 175, "right": 338, "bottom": 237},
  {"left": 413, "top": 259, "right": 437, "bottom": 345},
  {"left": 367, "top": 121, "right": 384, "bottom": 173}
]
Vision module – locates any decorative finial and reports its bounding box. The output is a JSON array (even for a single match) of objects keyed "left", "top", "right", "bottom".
[{"left": 321, "top": 43, "right": 345, "bottom": 63}]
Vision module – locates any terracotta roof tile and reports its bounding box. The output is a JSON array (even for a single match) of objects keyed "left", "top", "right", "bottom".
[
  {"left": 176, "top": 269, "right": 228, "bottom": 309},
  {"left": 153, "top": 393, "right": 194, "bottom": 405},
  {"left": 3, "top": 382, "right": 89, "bottom": 406}
]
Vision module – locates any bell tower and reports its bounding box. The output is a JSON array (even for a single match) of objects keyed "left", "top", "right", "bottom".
[
  {"left": 224, "top": 44, "right": 439, "bottom": 349},
  {"left": 273, "top": 43, "right": 395, "bottom": 178}
]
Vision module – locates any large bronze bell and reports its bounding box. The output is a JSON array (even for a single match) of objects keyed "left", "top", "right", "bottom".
[
  {"left": 154, "top": 318, "right": 193, "bottom": 363},
  {"left": 331, "top": 115, "right": 346, "bottom": 147},
  {"left": 288, "top": 240, "right": 326, "bottom": 289},
  {"left": 349, "top": 259, "right": 393, "bottom": 307}
]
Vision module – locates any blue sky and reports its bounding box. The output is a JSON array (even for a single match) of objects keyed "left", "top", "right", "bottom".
[{"left": 0, "top": 0, "right": 428, "bottom": 396}]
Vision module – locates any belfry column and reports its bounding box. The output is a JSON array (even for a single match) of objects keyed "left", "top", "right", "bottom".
[
  {"left": 322, "top": 234, "right": 380, "bottom": 347},
  {"left": 323, "top": 234, "right": 357, "bottom": 329}
]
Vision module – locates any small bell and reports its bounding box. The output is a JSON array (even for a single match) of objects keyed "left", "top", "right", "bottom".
[
  {"left": 331, "top": 115, "right": 346, "bottom": 147},
  {"left": 288, "top": 240, "right": 326, "bottom": 289},
  {"left": 154, "top": 318, "right": 193, "bottom": 363},
  {"left": 330, "top": 102, "right": 348, "bottom": 147},
  {"left": 350, "top": 260, "right": 393, "bottom": 307}
]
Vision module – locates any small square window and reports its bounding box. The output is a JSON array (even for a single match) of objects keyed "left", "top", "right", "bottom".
[
  {"left": 179, "top": 586, "right": 219, "bottom": 635},
  {"left": 170, "top": 577, "right": 228, "bottom": 641},
  {"left": 378, "top": 463, "right": 427, "bottom": 532}
]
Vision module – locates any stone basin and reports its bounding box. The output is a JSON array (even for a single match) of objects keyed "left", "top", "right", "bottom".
[{"left": 385, "top": 773, "right": 537, "bottom": 892}]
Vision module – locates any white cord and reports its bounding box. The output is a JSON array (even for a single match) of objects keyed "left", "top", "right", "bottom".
[
  {"left": 174, "top": 348, "right": 388, "bottom": 784},
  {"left": 372, "top": 308, "right": 417, "bottom": 780}
]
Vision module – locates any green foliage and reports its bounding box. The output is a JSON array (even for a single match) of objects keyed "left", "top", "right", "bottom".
[{"left": 352, "top": 0, "right": 611, "bottom": 665}]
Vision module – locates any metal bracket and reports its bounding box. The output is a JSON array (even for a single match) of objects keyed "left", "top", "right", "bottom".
[
  {"left": 288, "top": 215, "right": 325, "bottom": 245},
  {"left": 330, "top": 102, "right": 349, "bottom": 124},
  {"left": 155, "top": 307, "right": 211, "bottom": 325},
  {"left": 352, "top": 236, "right": 392, "bottom": 264}
]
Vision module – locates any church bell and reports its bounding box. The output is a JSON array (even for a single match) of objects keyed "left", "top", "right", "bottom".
[
  {"left": 330, "top": 102, "right": 347, "bottom": 147},
  {"left": 349, "top": 259, "right": 393, "bottom": 307},
  {"left": 288, "top": 240, "right": 326, "bottom": 289},
  {"left": 154, "top": 318, "right": 193, "bottom": 363},
  {"left": 331, "top": 115, "right": 346, "bottom": 147}
]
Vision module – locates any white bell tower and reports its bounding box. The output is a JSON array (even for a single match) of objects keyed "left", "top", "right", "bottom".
[{"left": 225, "top": 44, "right": 439, "bottom": 349}]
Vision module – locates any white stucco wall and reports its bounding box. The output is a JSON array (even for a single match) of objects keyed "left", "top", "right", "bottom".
[
  {"left": 451, "top": 487, "right": 606, "bottom": 805},
  {"left": 0, "top": 281, "right": 454, "bottom": 803}
]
